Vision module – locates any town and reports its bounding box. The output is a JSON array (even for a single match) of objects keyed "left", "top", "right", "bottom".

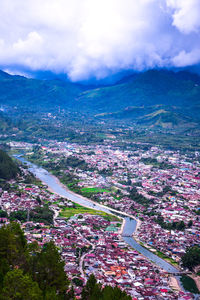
[{"left": 0, "top": 140, "right": 200, "bottom": 299}]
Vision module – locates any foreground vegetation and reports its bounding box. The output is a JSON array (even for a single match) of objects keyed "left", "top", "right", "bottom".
[
  {"left": 0, "top": 222, "right": 70, "bottom": 299},
  {"left": 0, "top": 222, "right": 131, "bottom": 299}
]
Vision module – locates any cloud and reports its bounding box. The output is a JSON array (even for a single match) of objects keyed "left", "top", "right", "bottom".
[
  {"left": 166, "top": 0, "right": 200, "bottom": 34},
  {"left": 173, "top": 49, "right": 200, "bottom": 67},
  {"left": 0, "top": 0, "right": 200, "bottom": 81}
]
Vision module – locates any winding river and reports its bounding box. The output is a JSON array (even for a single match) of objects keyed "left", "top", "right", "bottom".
[{"left": 15, "top": 155, "right": 180, "bottom": 274}]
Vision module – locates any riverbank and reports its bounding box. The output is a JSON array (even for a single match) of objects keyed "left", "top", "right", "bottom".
[
  {"left": 48, "top": 174, "right": 182, "bottom": 292},
  {"left": 45, "top": 172, "right": 140, "bottom": 224},
  {"left": 119, "top": 218, "right": 126, "bottom": 234},
  {"left": 169, "top": 276, "right": 182, "bottom": 292},
  {"left": 16, "top": 157, "right": 183, "bottom": 273},
  {"left": 135, "top": 218, "right": 141, "bottom": 233}
]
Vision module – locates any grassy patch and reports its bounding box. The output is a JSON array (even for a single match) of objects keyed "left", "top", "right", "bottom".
[
  {"left": 156, "top": 250, "right": 179, "bottom": 267},
  {"left": 137, "top": 243, "right": 179, "bottom": 267},
  {"left": 81, "top": 187, "right": 110, "bottom": 193},
  {"left": 180, "top": 276, "right": 200, "bottom": 294},
  {"left": 60, "top": 203, "right": 120, "bottom": 222}
]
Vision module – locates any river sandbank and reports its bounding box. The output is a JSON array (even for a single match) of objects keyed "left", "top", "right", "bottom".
[{"left": 169, "top": 276, "right": 182, "bottom": 292}]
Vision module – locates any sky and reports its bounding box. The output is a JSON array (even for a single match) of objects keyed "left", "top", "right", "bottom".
[{"left": 0, "top": 0, "right": 200, "bottom": 81}]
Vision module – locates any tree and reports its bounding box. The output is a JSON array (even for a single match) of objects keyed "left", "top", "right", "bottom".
[
  {"left": 0, "top": 224, "right": 73, "bottom": 298},
  {"left": 72, "top": 277, "right": 83, "bottom": 287},
  {"left": 101, "top": 285, "right": 132, "bottom": 300},
  {"left": 10, "top": 210, "right": 27, "bottom": 222},
  {"left": 188, "top": 220, "right": 193, "bottom": 227},
  {"left": 81, "top": 274, "right": 132, "bottom": 300},
  {"left": 33, "top": 241, "right": 69, "bottom": 297},
  {"left": 0, "top": 210, "right": 7, "bottom": 218},
  {"left": 30, "top": 205, "right": 54, "bottom": 225},
  {"left": 176, "top": 221, "right": 185, "bottom": 230},
  {"left": 0, "top": 150, "right": 20, "bottom": 180},
  {"left": 182, "top": 245, "right": 200, "bottom": 271},
  {"left": 1, "top": 269, "right": 42, "bottom": 300},
  {"left": 0, "top": 222, "right": 27, "bottom": 268},
  {"left": 81, "top": 274, "right": 101, "bottom": 300}
]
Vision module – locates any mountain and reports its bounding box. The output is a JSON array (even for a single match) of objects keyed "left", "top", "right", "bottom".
[
  {"left": 77, "top": 70, "right": 200, "bottom": 113},
  {"left": 0, "top": 70, "right": 84, "bottom": 110},
  {"left": 0, "top": 112, "right": 12, "bottom": 132},
  {"left": 0, "top": 69, "right": 200, "bottom": 130},
  {"left": 75, "top": 70, "right": 200, "bottom": 128}
]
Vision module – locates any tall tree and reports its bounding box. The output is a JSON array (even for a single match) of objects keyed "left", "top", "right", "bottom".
[
  {"left": 81, "top": 274, "right": 102, "bottom": 300},
  {"left": 182, "top": 245, "right": 200, "bottom": 271},
  {"left": 33, "top": 241, "right": 69, "bottom": 297},
  {"left": 0, "top": 150, "right": 20, "bottom": 180},
  {"left": 101, "top": 286, "right": 132, "bottom": 300},
  {"left": 0, "top": 222, "right": 27, "bottom": 268},
  {"left": 1, "top": 269, "right": 42, "bottom": 300}
]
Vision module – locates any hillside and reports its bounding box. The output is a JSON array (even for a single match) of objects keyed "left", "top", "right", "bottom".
[
  {"left": 0, "top": 112, "right": 12, "bottom": 132},
  {"left": 0, "top": 70, "right": 84, "bottom": 110},
  {"left": 96, "top": 105, "right": 197, "bottom": 129},
  {"left": 0, "top": 69, "right": 200, "bottom": 130},
  {"left": 77, "top": 70, "right": 200, "bottom": 113},
  {"left": 76, "top": 70, "right": 200, "bottom": 129},
  {"left": 0, "top": 150, "right": 20, "bottom": 180}
]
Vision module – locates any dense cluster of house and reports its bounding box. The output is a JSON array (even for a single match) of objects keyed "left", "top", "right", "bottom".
[
  {"left": 37, "top": 142, "right": 200, "bottom": 262},
  {"left": 0, "top": 182, "right": 196, "bottom": 298},
  {"left": 22, "top": 213, "right": 194, "bottom": 299},
  {"left": 2, "top": 141, "right": 199, "bottom": 298},
  {"left": 135, "top": 215, "right": 200, "bottom": 262},
  {"left": 0, "top": 180, "right": 61, "bottom": 213}
]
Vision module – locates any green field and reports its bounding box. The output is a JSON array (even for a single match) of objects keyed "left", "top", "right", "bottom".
[
  {"left": 59, "top": 203, "right": 120, "bottom": 222},
  {"left": 81, "top": 187, "right": 110, "bottom": 193}
]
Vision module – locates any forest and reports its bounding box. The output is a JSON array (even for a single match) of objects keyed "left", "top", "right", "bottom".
[{"left": 0, "top": 150, "right": 20, "bottom": 180}]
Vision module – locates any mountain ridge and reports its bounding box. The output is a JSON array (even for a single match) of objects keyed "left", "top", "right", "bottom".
[{"left": 0, "top": 69, "right": 200, "bottom": 130}]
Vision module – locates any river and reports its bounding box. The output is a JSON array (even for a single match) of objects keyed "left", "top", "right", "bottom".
[{"left": 15, "top": 155, "right": 180, "bottom": 274}]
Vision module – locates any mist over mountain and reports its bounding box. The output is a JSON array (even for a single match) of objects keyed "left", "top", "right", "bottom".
[{"left": 1, "top": 1, "right": 200, "bottom": 81}]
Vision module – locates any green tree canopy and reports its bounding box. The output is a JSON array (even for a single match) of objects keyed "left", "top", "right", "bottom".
[
  {"left": 0, "top": 150, "right": 20, "bottom": 180},
  {"left": 182, "top": 245, "right": 200, "bottom": 271},
  {"left": 33, "top": 241, "right": 69, "bottom": 297},
  {"left": 1, "top": 269, "right": 42, "bottom": 300},
  {"left": 81, "top": 274, "right": 131, "bottom": 300},
  {"left": 0, "top": 222, "right": 27, "bottom": 268}
]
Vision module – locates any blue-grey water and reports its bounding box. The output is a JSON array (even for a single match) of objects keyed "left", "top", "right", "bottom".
[
  {"left": 15, "top": 155, "right": 179, "bottom": 274},
  {"left": 123, "top": 218, "right": 178, "bottom": 273}
]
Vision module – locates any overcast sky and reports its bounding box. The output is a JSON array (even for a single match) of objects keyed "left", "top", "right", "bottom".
[{"left": 0, "top": 0, "right": 200, "bottom": 81}]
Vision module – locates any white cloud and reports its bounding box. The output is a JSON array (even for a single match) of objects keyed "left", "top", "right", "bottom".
[
  {"left": 0, "top": 0, "right": 199, "bottom": 81},
  {"left": 173, "top": 49, "right": 200, "bottom": 67},
  {"left": 166, "top": 0, "right": 200, "bottom": 34}
]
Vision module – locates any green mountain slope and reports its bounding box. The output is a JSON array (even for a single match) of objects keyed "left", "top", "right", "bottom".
[
  {"left": 0, "top": 71, "right": 84, "bottom": 110},
  {"left": 0, "top": 150, "right": 20, "bottom": 180},
  {"left": 0, "top": 69, "right": 200, "bottom": 130},
  {"left": 0, "top": 112, "right": 12, "bottom": 132},
  {"left": 137, "top": 109, "right": 196, "bottom": 128},
  {"left": 77, "top": 70, "right": 200, "bottom": 116},
  {"left": 76, "top": 70, "right": 200, "bottom": 128}
]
